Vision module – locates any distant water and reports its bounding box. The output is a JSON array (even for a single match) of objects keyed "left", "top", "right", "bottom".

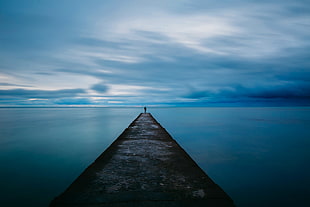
[{"left": 0, "top": 107, "right": 309, "bottom": 207}]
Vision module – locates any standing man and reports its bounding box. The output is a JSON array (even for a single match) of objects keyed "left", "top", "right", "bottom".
[{"left": 144, "top": 106, "right": 147, "bottom": 113}]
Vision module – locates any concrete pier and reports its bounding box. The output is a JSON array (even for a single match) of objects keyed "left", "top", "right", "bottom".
[{"left": 50, "top": 113, "right": 234, "bottom": 207}]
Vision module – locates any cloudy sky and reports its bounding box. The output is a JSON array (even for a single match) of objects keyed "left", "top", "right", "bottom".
[{"left": 0, "top": 0, "right": 309, "bottom": 106}]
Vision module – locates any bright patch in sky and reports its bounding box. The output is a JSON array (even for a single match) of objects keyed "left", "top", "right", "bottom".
[{"left": 0, "top": 0, "right": 309, "bottom": 106}]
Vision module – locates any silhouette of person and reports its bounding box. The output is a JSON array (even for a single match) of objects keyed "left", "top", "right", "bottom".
[{"left": 144, "top": 106, "right": 147, "bottom": 113}]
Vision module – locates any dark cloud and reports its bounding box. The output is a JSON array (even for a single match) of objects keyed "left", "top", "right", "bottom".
[
  {"left": 246, "top": 85, "right": 310, "bottom": 100},
  {"left": 184, "top": 83, "right": 310, "bottom": 104},
  {"left": 91, "top": 83, "right": 109, "bottom": 93}
]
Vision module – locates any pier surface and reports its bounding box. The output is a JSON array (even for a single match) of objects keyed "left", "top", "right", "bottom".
[{"left": 50, "top": 113, "right": 234, "bottom": 207}]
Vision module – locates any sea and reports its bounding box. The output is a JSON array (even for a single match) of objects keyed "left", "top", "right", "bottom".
[{"left": 0, "top": 107, "right": 309, "bottom": 207}]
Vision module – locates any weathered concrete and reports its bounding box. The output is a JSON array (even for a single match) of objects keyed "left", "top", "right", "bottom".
[{"left": 50, "top": 113, "right": 235, "bottom": 207}]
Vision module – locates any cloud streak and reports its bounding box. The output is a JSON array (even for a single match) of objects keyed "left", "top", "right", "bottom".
[
  {"left": 0, "top": 88, "right": 86, "bottom": 99},
  {"left": 0, "top": 0, "right": 309, "bottom": 106}
]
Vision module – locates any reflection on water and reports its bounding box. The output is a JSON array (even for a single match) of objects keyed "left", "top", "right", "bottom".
[{"left": 0, "top": 107, "right": 309, "bottom": 207}]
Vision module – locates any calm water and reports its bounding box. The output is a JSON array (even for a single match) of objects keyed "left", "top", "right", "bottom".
[{"left": 0, "top": 107, "right": 309, "bottom": 207}]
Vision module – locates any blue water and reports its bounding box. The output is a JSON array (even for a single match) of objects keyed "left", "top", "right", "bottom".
[{"left": 0, "top": 107, "right": 309, "bottom": 207}]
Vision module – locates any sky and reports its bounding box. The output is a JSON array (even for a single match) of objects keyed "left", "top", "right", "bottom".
[{"left": 0, "top": 0, "right": 309, "bottom": 106}]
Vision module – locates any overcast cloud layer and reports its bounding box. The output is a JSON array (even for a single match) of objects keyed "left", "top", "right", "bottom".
[{"left": 1, "top": 0, "right": 309, "bottom": 106}]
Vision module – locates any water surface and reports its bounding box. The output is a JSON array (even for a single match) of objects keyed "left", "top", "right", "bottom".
[{"left": 0, "top": 107, "right": 309, "bottom": 207}]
